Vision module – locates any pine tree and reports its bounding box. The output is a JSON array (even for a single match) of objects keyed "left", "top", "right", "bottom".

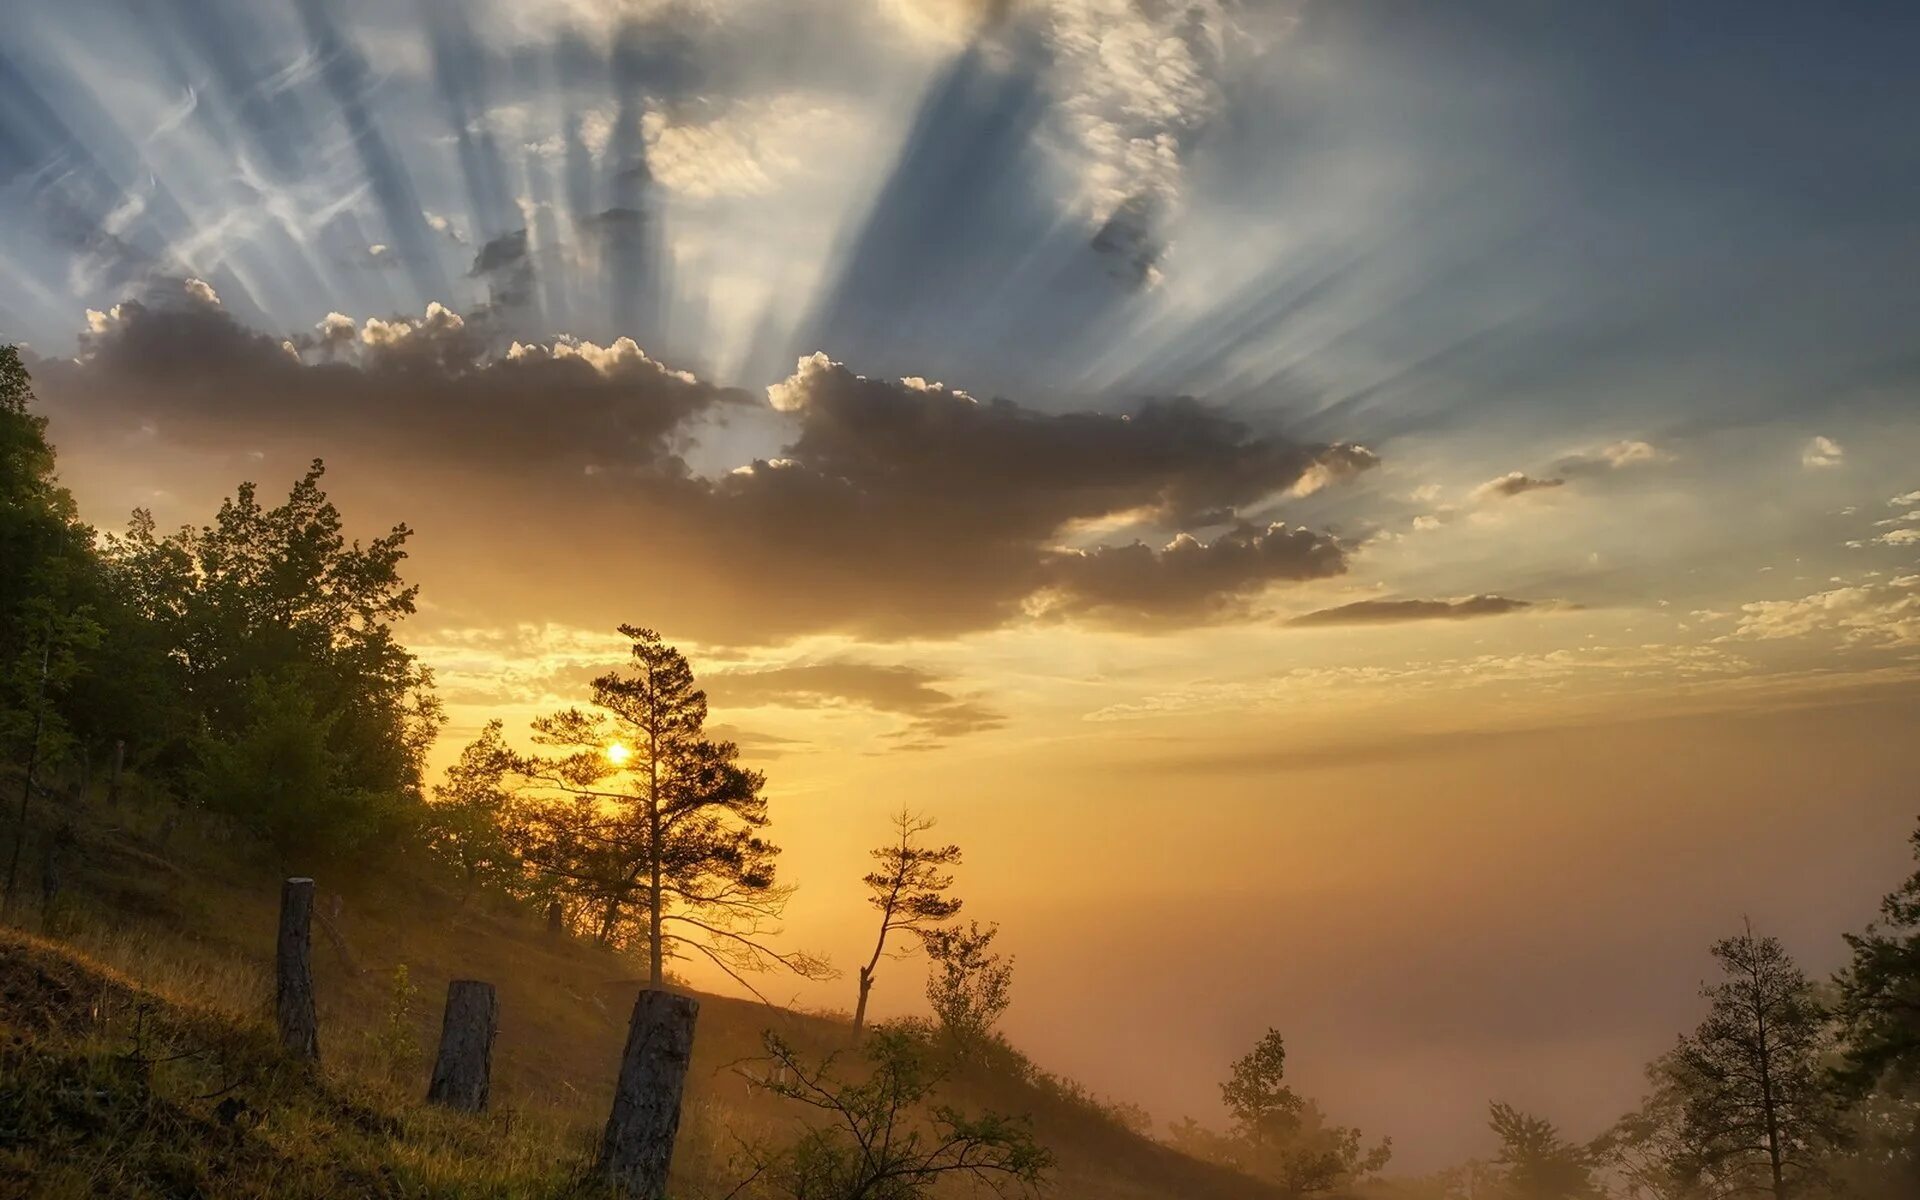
[{"left": 854, "top": 808, "right": 963, "bottom": 1033}]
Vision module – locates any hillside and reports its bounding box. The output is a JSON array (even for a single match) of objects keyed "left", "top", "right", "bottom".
[{"left": 0, "top": 792, "right": 1282, "bottom": 1199}]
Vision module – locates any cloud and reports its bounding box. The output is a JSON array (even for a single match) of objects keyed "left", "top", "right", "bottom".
[
  {"left": 1878, "top": 528, "right": 1920, "bottom": 547},
  {"left": 1554, "top": 439, "right": 1660, "bottom": 477},
  {"left": 708, "top": 661, "right": 1004, "bottom": 746},
  {"left": 44, "top": 284, "right": 731, "bottom": 476},
  {"left": 1470, "top": 472, "right": 1565, "bottom": 502},
  {"left": 34, "top": 299, "right": 1373, "bottom": 644},
  {"left": 1286, "top": 596, "right": 1539, "bottom": 628},
  {"left": 1729, "top": 575, "right": 1920, "bottom": 647},
  {"left": 1036, "top": 523, "right": 1349, "bottom": 625},
  {"left": 1889, "top": 490, "right": 1920, "bottom": 507},
  {"left": 1802, "top": 435, "right": 1845, "bottom": 469}
]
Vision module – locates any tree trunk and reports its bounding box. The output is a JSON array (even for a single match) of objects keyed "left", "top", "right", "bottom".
[
  {"left": 426, "top": 980, "right": 498, "bottom": 1112},
  {"left": 597, "top": 989, "right": 699, "bottom": 1198},
  {"left": 276, "top": 877, "right": 320, "bottom": 1062},
  {"left": 853, "top": 966, "right": 874, "bottom": 1034},
  {"left": 547, "top": 898, "right": 565, "bottom": 936},
  {"left": 106, "top": 740, "right": 124, "bottom": 806}
]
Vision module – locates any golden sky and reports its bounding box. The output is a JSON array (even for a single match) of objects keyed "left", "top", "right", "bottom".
[{"left": 10, "top": 0, "right": 1920, "bottom": 1169}]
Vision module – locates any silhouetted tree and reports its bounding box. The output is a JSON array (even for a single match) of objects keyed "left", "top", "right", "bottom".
[
  {"left": 1598, "top": 1064, "right": 1693, "bottom": 1200},
  {"left": 922, "top": 920, "right": 1012, "bottom": 1057},
  {"left": 423, "top": 720, "right": 523, "bottom": 900},
  {"left": 517, "top": 625, "right": 826, "bottom": 990},
  {"left": 854, "top": 808, "right": 963, "bottom": 1034},
  {"left": 738, "top": 1025, "right": 1050, "bottom": 1199},
  {"left": 1837, "top": 818, "right": 1920, "bottom": 1094},
  {"left": 1654, "top": 924, "right": 1843, "bottom": 1200},
  {"left": 1486, "top": 1102, "right": 1602, "bottom": 1200},
  {"left": 1172, "top": 1028, "right": 1390, "bottom": 1197}
]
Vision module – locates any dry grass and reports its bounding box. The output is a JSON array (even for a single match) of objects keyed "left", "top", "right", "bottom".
[{"left": 1, "top": 796, "right": 1279, "bottom": 1199}]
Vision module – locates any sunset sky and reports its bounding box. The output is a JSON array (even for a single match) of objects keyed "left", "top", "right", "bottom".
[{"left": 6, "top": 0, "right": 1920, "bottom": 1168}]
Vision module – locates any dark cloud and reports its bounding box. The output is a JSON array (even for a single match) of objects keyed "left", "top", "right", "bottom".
[
  {"left": 34, "top": 300, "right": 1375, "bottom": 644},
  {"left": 469, "top": 229, "right": 534, "bottom": 310},
  {"left": 1286, "top": 595, "right": 1537, "bottom": 628},
  {"left": 38, "top": 284, "right": 738, "bottom": 475},
  {"left": 1472, "top": 471, "right": 1565, "bottom": 501},
  {"left": 1041, "top": 525, "right": 1348, "bottom": 626},
  {"left": 708, "top": 662, "right": 1004, "bottom": 746}
]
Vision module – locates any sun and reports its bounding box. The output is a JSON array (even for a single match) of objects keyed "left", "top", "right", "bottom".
[{"left": 606, "top": 741, "right": 633, "bottom": 767}]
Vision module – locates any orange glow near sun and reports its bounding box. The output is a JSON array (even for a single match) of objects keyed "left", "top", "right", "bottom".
[{"left": 606, "top": 741, "right": 633, "bottom": 766}]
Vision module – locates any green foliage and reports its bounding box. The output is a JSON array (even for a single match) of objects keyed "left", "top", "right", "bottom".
[
  {"left": 192, "top": 675, "right": 401, "bottom": 862},
  {"left": 0, "top": 347, "right": 102, "bottom": 780},
  {"left": 922, "top": 920, "right": 1013, "bottom": 1056},
  {"left": 1172, "top": 1028, "right": 1390, "bottom": 1197},
  {"left": 739, "top": 1025, "right": 1052, "bottom": 1200},
  {"left": 92, "top": 461, "right": 441, "bottom": 856},
  {"left": 366, "top": 963, "right": 422, "bottom": 1078},
  {"left": 1485, "top": 1102, "right": 1602, "bottom": 1200},
  {"left": 424, "top": 720, "right": 524, "bottom": 897}
]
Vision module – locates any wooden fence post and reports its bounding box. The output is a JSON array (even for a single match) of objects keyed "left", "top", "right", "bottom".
[
  {"left": 596, "top": 989, "right": 699, "bottom": 1198},
  {"left": 426, "top": 980, "right": 498, "bottom": 1111},
  {"left": 276, "top": 877, "right": 320, "bottom": 1062}
]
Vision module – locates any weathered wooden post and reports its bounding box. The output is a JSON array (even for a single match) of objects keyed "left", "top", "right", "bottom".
[
  {"left": 276, "top": 877, "right": 320, "bottom": 1062},
  {"left": 426, "top": 980, "right": 498, "bottom": 1111},
  {"left": 596, "top": 989, "right": 699, "bottom": 1198}
]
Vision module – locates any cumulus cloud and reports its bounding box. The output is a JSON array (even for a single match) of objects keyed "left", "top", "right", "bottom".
[
  {"left": 40, "top": 283, "right": 741, "bottom": 476},
  {"left": 708, "top": 661, "right": 1004, "bottom": 746},
  {"left": 1730, "top": 576, "right": 1920, "bottom": 647},
  {"left": 34, "top": 301, "right": 1373, "bottom": 643},
  {"left": 1802, "top": 435, "right": 1845, "bottom": 469},
  {"left": 1471, "top": 472, "right": 1565, "bottom": 502},
  {"left": 1036, "top": 524, "right": 1348, "bottom": 625},
  {"left": 1286, "top": 595, "right": 1539, "bottom": 628}
]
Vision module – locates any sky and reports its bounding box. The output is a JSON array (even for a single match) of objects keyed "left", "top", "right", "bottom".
[{"left": 6, "top": 0, "right": 1920, "bottom": 1170}]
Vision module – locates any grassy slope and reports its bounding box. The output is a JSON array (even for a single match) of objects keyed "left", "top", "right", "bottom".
[{"left": 0, "top": 796, "right": 1282, "bottom": 1200}]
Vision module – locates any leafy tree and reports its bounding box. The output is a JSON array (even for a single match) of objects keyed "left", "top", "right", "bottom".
[
  {"left": 1175, "top": 1028, "right": 1390, "bottom": 1197},
  {"left": 922, "top": 920, "right": 1012, "bottom": 1057},
  {"left": 0, "top": 347, "right": 101, "bottom": 773},
  {"left": 193, "top": 676, "right": 386, "bottom": 862},
  {"left": 100, "top": 461, "right": 441, "bottom": 854},
  {"left": 516, "top": 625, "right": 826, "bottom": 990},
  {"left": 423, "top": 720, "right": 523, "bottom": 900},
  {"left": 1837, "top": 818, "right": 1920, "bottom": 1094},
  {"left": 739, "top": 1025, "right": 1051, "bottom": 1199},
  {"left": 1486, "top": 1102, "right": 1603, "bottom": 1200},
  {"left": 854, "top": 808, "right": 963, "bottom": 1034},
  {"left": 1649, "top": 924, "right": 1844, "bottom": 1200}
]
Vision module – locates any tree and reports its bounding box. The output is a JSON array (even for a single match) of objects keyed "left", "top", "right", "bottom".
[
  {"left": 516, "top": 625, "right": 826, "bottom": 990},
  {"left": 423, "top": 720, "right": 523, "bottom": 900},
  {"left": 1486, "top": 1102, "right": 1603, "bottom": 1200},
  {"left": 1664, "top": 924, "right": 1843, "bottom": 1200},
  {"left": 1837, "top": 818, "right": 1920, "bottom": 1094},
  {"left": 854, "top": 808, "right": 963, "bottom": 1034},
  {"left": 922, "top": 920, "right": 1012, "bottom": 1057},
  {"left": 1832, "top": 818, "right": 1920, "bottom": 1189},
  {"left": 99, "top": 461, "right": 441, "bottom": 854},
  {"left": 1177, "top": 1029, "right": 1390, "bottom": 1197},
  {"left": 739, "top": 1025, "right": 1051, "bottom": 1199}
]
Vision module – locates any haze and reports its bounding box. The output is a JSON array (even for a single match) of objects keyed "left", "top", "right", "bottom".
[{"left": 6, "top": 0, "right": 1920, "bottom": 1172}]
